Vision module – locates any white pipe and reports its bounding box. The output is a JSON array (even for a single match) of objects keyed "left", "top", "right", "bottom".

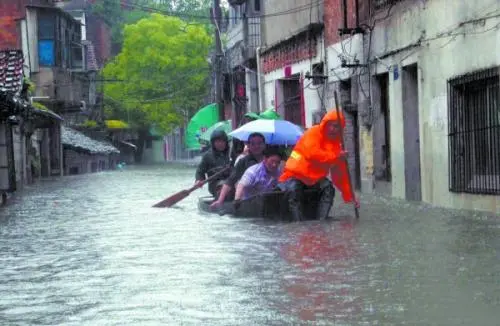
[{"left": 256, "top": 46, "right": 263, "bottom": 112}]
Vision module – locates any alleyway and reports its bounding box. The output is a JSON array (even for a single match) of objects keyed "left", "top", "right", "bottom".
[{"left": 0, "top": 164, "right": 499, "bottom": 325}]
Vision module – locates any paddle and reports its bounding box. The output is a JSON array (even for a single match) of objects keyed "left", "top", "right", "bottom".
[
  {"left": 152, "top": 165, "right": 231, "bottom": 208},
  {"left": 333, "top": 90, "right": 360, "bottom": 219}
]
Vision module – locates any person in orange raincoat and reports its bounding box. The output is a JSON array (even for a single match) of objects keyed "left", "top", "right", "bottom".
[{"left": 277, "top": 109, "right": 359, "bottom": 221}]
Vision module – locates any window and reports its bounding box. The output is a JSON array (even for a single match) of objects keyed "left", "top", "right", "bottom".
[
  {"left": 254, "top": 0, "right": 260, "bottom": 12},
  {"left": 38, "top": 11, "right": 56, "bottom": 66},
  {"left": 448, "top": 67, "right": 500, "bottom": 194}
]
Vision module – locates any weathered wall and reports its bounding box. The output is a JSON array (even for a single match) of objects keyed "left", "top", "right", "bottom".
[
  {"left": 262, "top": 34, "right": 324, "bottom": 128},
  {"left": 142, "top": 139, "right": 165, "bottom": 164},
  {"left": 262, "top": 0, "right": 323, "bottom": 47},
  {"left": 368, "top": 0, "right": 500, "bottom": 212},
  {"left": 64, "top": 149, "right": 115, "bottom": 175}
]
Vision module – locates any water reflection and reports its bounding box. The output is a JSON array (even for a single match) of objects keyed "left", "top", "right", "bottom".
[{"left": 279, "top": 222, "right": 363, "bottom": 323}]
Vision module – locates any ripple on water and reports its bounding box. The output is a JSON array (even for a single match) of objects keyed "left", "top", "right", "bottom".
[{"left": 0, "top": 165, "right": 499, "bottom": 325}]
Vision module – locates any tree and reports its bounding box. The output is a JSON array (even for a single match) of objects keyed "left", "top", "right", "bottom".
[
  {"left": 91, "top": 0, "right": 213, "bottom": 47},
  {"left": 102, "top": 13, "right": 212, "bottom": 133}
]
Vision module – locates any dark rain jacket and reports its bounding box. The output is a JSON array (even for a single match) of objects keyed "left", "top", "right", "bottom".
[{"left": 195, "top": 130, "right": 231, "bottom": 195}]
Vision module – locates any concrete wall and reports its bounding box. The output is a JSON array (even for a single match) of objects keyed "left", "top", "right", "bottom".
[
  {"left": 262, "top": 0, "right": 323, "bottom": 47},
  {"left": 263, "top": 35, "right": 324, "bottom": 128},
  {"left": 64, "top": 149, "right": 117, "bottom": 175},
  {"left": 366, "top": 0, "right": 500, "bottom": 212},
  {"left": 142, "top": 139, "right": 165, "bottom": 164}
]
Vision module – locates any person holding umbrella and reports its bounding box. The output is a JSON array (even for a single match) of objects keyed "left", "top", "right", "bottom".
[{"left": 277, "top": 109, "right": 359, "bottom": 221}]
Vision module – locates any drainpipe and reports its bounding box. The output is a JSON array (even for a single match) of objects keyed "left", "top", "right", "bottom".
[{"left": 256, "top": 46, "right": 263, "bottom": 112}]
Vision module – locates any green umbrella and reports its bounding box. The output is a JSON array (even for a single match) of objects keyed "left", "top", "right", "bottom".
[
  {"left": 244, "top": 112, "right": 261, "bottom": 120},
  {"left": 185, "top": 103, "right": 220, "bottom": 150},
  {"left": 259, "top": 108, "right": 282, "bottom": 120},
  {"left": 199, "top": 120, "right": 232, "bottom": 142}
]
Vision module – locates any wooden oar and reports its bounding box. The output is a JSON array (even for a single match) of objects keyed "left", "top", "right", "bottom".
[
  {"left": 152, "top": 165, "right": 231, "bottom": 208},
  {"left": 333, "top": 90, "right": 360, "bottom": 219}
]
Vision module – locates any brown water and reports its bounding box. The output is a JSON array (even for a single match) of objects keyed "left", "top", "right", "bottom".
[{"left": 0, "top": 163, "right": 499, "bottom": 325}]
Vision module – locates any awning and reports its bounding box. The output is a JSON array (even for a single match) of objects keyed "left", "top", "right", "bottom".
[
  {"left": 119, "top": 140, "right": 137, "bottom": 150},
  {"left": 62, "top": 126, "right": 120, "bottom": 155},
  {"left": 185, "top": 103, "right": 220, "bottom": 150}
]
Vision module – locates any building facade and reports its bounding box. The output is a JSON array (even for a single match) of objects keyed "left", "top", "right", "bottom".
[
  {"left": 225, "top": 0, "right": 262, "bottom": 127},
  {"left": 362, "top": 0, "right": 500, "bottom": 212},
  {"left": 260, "top": 0, "right": 324, "bottom": 128}
]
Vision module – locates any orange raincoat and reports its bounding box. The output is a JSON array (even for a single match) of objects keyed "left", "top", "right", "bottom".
[{"left": 279, "top": 110, "right": 354, "bottom": 203}]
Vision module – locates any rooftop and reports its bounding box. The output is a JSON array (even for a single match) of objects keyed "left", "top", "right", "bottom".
[{"left": 62, "top": 126, "right": 120, "bottom": 155}]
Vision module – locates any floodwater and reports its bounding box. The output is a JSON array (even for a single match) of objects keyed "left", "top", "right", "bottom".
[{"left": 1, "top": 163, "right": 499, "bottom": 325}]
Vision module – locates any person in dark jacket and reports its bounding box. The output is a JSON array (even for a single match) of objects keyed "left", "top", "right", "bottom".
[
  {"left": 195, "top": 130, "right": 231, "bottom": 197},
  {"left": 230, "top": 113, "right": 259, "bottom": 163},
  {"left": 210, "top": 132, "right": 266, "bottom": 209}
]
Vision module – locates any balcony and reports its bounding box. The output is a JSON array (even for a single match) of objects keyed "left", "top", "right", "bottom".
[{"left": 225, "top": 16, "right": 261, "bottom": 66}]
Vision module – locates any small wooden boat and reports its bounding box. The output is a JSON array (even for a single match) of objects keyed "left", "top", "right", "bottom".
[{"left": 198, "top": 189, "right": 322, "bottom": 221}]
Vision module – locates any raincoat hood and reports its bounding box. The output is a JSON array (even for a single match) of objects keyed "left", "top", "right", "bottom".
[
  {"left": 210, "top": 130, "right": 229, "bottom": 152},
  {"left": 319, "top": 109, "right": 346, "bottom": 134},
  {"left": 279, "top": 107, "right": 354, "bottom": 203}
]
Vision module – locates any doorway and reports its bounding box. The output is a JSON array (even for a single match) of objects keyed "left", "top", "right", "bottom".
[
  {"left": 402, "top": 64, "right": 422, "bottom": 201},
  {"left": 281, "top": 75, "right": 303, "bottom": 127},
  {"left": 373, "top": 73, "right": 392, "bottom": 195},
  {"left": 339, "top": 80, "right": 361, "bottom": 190}
]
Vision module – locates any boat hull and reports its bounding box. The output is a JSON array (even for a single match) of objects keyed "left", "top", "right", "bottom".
[{"left": 198, "top": 189, "right": 322, "bottom": 221}]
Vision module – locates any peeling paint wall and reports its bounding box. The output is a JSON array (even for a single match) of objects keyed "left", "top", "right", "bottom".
[{"left": 368, "top": 0, "right": 500, "bottom": 213}]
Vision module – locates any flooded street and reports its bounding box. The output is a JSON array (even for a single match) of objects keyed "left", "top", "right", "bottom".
[{"left": 1, "top": 164, "right": 499, "bottom": 325}]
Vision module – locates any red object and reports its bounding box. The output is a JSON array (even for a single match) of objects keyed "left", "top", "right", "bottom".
[
  {"left": 299, "top": 74, "right": 306, "bottom": 126},
  {"left": 279, "top": 110, "right": 354, "bottom": 203},
  {"left": 237, "top": 84, "right": 245, "bottom": 97},
  {"left": 284, "top": 65, "right": 292, "bottom": 77}
]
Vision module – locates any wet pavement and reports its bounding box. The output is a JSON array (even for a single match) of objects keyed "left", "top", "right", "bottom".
[{"left": 0, "top": 163, "right": 499, "bottom": 325}]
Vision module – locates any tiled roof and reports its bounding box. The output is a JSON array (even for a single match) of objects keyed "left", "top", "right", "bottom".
[
  {"left": 62, "top": 126, "right": 120, "bottom": 154},
  {"left": 0, "top": 50, "right": 24, "bottom": 94}
]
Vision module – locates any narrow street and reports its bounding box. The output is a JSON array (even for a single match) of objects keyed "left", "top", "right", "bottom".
[{"left": 0, "top": 165, "right": 499, "bottom": 325}]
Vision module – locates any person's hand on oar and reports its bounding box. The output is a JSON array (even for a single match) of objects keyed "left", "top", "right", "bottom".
[{"left": 152, "top": 165, "right": 231, "bottom": 208}]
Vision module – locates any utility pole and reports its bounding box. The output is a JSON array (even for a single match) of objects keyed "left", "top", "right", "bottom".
[{"left": 212, "top": 0, "right": 225, "bottom": 121}]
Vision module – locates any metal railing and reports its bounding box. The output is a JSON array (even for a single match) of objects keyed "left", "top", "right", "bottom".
[{"left": 448, "top": 67, "right": 500, "bottom": 195}]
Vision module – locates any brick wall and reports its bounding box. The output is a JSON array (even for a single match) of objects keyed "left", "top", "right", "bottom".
[
  {"left": 0, "top": 1, "right": 24, "bottom": 50},
  {"left": 261, "top": 34, "right": 317, "bottom": 74},
  {"left": 324, "top": 0, "right": 370, "bottom": 46}
]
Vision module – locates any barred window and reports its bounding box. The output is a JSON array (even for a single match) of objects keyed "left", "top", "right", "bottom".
[{"left": 448, "top": 67, "right": 500, "bottom": 195}]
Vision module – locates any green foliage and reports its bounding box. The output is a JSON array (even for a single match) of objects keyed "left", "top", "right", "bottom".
[
  {"left": 102, "top": 14, "right": 212, "bottom": 133},
  {"left": 81, "top": 120, "right": 98, "bottom": 128},
  {"left": 23, "top": 77, "right": 36, "bottom": 96},
  {"left": 105, "top": 119, "right": 129, "bottom": 129},
  {"left": 31, "top": 102, "right": 48, "bottom": 111},
  {"left": 91, "top": 0, "right": 213, "bottom": 46}
]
